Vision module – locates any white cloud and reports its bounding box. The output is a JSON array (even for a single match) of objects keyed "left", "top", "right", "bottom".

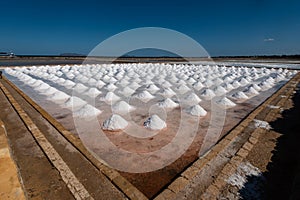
[{"left": 264, "top": 38, "right": 275, "bottom": 42}]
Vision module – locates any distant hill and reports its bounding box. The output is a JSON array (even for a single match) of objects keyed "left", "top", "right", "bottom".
[{"left": 122, "top": 48, "right": 181, "bottom": 58}]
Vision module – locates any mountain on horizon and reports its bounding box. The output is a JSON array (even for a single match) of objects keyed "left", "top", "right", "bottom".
[{"left": 122, "top": 48, "right": 181, "bottom": 58}]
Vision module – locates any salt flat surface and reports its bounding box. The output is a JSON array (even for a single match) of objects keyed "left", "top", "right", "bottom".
[{"left": 4, "top": 63, "right": 297, "bottom": 174}]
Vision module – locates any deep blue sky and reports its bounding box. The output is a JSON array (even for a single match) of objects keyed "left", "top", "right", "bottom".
[{"left": 1, "top": 0, "right": 300, "bottom": 56}]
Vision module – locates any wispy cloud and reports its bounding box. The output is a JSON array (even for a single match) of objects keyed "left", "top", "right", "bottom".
[{"left": 264, "top": 38, "right": 275, "bottom": 42}]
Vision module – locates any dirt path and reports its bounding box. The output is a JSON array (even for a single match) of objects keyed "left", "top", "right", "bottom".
[
  {"left": 210, "top": 73, "right": 300, "bottom": 199},
  {"left": 0, "top": 78, "right": 127, "bottom": 200},
  {"left": 0, "top": 120, "right": 25, "bottom": 200}
]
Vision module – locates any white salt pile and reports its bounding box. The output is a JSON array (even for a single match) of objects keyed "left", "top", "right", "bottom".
[
  {"left": 238, "top": 77, "right": 249, "bottom": 86},
  {"left": 243, "top": 86, "right": 259, "bottom": 96},
  {"left": 157, "top": 98, "right": 179, "bottom": 108},
  {"left": 144, "top": 115, "right": 166, "bottom": 130},
  {"left": 226, "top": 162, "right": 262, "bottom": 192},
  {"left": 102, "top": 114, "right": 128, "bottom": 131},
  {"left": 133, "top": 91, "right": 155, "bottom": 102},
  {"left": 31, "top": 80, "right": 44, "bottom": 87},
  {"left": 231, "top": 91, "right": 249, "bottom": 100},
  {"left": 203, "top": 79, "right": 214, "bottom": 87},
  {"left": 248, "top": 84, "right": 261, "bottom": 91},
  {"left": 213, "top": 77, "right": 223, "bottom": 85},
  {"left": 253, "top": 119, "right": 271, "bottom": 130},
  {"left": 193, "top": 82, "right": 204, "bottom": 90},
  {"left": 27, "top": 79, "right": 37, "bottom": 85},
  {"left": 213, "top": 86, "right": 227, "bottom": 96},
  {"left": 200, "top": 89, "right": 216, "bottom": 100},
  {"left": 222, "top": 83, "right": 234, "bottom": 91},
  {"left": 42, "top": 86, "right": 58, "bottom": 95},
  {"left": 175, "top": 84, "right": 190, "bottom": 94},
  {"left": 129, "top": 82, "right": 140, "bottom": 90},
  {"left": 87, "top": 78, "right": 97, "bottom": 87},
  {"left": 216, "top": 97, "right": 236, "bottom": 108},
  {"left": 63, "top": 96, "right": 87, "bottom": 110},
  {"left": 267, "top": 105, "right": 280, "bottom": 109},
  {"left": 223, "top": 76, "right": 233, "bottom": 83},
  {"left": 112, "top": 101, "right": 135, "bottom": 114},
  {"left": 258, "top": 81, "right": 272, "bottom": 91},
  {"left": 100, "top": 92, "right": 120, "bottom": 102},
  {"left": 162, "top": 81, "right": 172, "bottom": 88},
  {"left": 117, "top": 79, "right": 130, "bottom": 87},
  {"left": 105, "top": 83, "right": 117, "bottom": 91},
  {"left": 49, "top": 91, "right": 70, "bottom": 102},
  {"left": 95, "top": 80, "right": 106, "bottom": 88},
  {"left": 160, "top": 88, "right": 176, "bottom": 98},
  {"left": 73, "top": 83, "right": 88, "bottom": 93},
  {"left": 187, "top": 78, "right": 196, "bottom": 85},
  {"left": 56, "top": 78, "right": 66, "bottom": 84},
  {"left": 146, "top": 84, "right": 160, "bottom": 93},
  {"left": 34, "top": 83, "right": 51, "bottom": 92},
  {"left": 265, "top": 77, "right": 275, "bottom": 84},
  {"left": 63, "top": 80, "right": 76, "bottom": 89},
  {"left": 85, "top": 87, "right": 102, "bottom": 97},
  {"left": 184, "top": 93, "right": 202, "bottom": 103},
  {"left": 186, "top": 105, "right": 207, "bottom": 117},
  {"left": 118, "top": 87, "right": 135, "bottom": 97},
  {"left": 231, "top": 80, "right": 241, "bottom": 88},
  {"left": 73, "top": 104, "right": 101, "bottom": 119}
]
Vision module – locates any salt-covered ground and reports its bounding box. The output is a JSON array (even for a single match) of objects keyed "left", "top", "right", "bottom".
[{"left": 3, "top": 63, "right": 297, "bottom": 197}]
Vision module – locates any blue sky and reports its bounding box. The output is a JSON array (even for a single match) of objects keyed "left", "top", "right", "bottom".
[{"left": 1, "top": 0, "right": 300, "bottom": 56}]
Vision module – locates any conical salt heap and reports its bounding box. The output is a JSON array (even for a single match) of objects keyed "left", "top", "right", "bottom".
[
  {"left": 42, "top": 86, "right": 58, "bottom": 95},
  {"left": 112, "top": 101, "right": 135, "bottom": 114},
  {"left": 118, "top": 87, "right": 135, "bottom": 97},
  {"left": 200, "top": 89, "right": 216, "bottom": 100},
  {"left": 175, "top": 84, "right": 190, "bottom": 94},
  {"left": 73, "top": 104, "right": 101, "bottom": 119},
  {"left": 133, "top": 91, "right": 155, "bottom": 102},
  {"left": 85, "top": 87, "right": 102, "bottom": 97},
  {"left": 102, "top": 114, "right": 128, "bottom": 131},
  {"left": 216, "top": 97, "right": 236, "bottom": 108},
  {"left": 184, "top": 93, "right": 202, "bottom": 103},
  {"left": 100, "top": 92, "right": 120, "bottom": 102},
  {"left": 192, "top": 82, "right": 204, "bottom": 90},
  {"left": 63, "top": 80, "right": 76, "bottom": 89},
  {"left": 157, "top": 98, "right": 179, "bottom": 108},
  {"left": 144, "top": 115, "right": 166, "bottom": 130},
  {"left": 105, "top": 83, "right": 117, "bottom": 91},
  {"left": 221, "top": 83, "right": 234, "bottom": 91},
  {"left": 73, "top": 83, "right": 88, "bottom": 92},
  {"left": 160, "top": 88, "right": 176, "bottom": 98},
  {"left": 31, "top": 80, "right": 44, "bottom": 87},
  {"left": 146, "top": 84, "right": 160, "bottom": 93},
  {"left": 213, "top": 86, "right": 227, "bottom": 96},
  {"left": 231, "top": 91, "right": 249, "bottom": 100},
  {"left": 249, "top": 83, "right": 261, "bottom": 91},
  {"left": 231, "top": 80, "right": 241, "bottom": 88},
  {"left": 243, "top": 86, "right": 259, "bottom": 96},
  {"left": 34, "top": 83, "right": 51, "bottom": 92},
  {"left": 186, "top": 105, "right": 207, "bottom": 117},
  {"left": 64, "top": 96, "right": 87, "bottom": 110},
  {"left": 49, "top": 91, "right": 70, "bottom": 102}
]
